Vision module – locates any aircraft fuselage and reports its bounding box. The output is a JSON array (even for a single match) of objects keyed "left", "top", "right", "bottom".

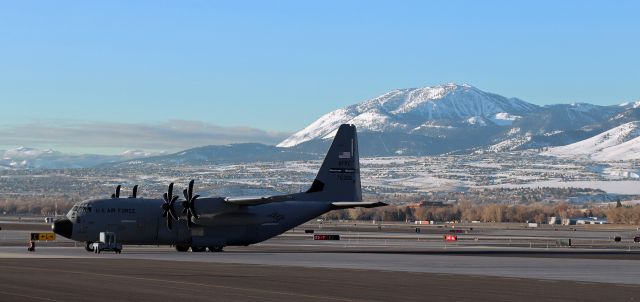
[{"left": 56, "top": 197, "right": 332, "bottom": 247}]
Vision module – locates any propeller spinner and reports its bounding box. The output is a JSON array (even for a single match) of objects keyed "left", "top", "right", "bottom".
[
  {"left": 182, "top": 179, "right": 200, "bottom": 229},
  {"left": 161, "top": 183, "right": 179, "bottom": 230}
]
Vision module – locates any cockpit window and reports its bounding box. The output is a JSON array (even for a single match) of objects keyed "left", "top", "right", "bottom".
[
  {"left": 78, "top": 206, "right": 92, "bottom": 213},
  {"left": 70, "top": 205, "right": 91, "bottom": 214}
]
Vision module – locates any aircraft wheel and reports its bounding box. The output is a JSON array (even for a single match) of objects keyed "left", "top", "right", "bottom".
[
  {"left": 85, "top": 242, "right": 94, "bottom": 252},
  {"left": 191, "top": 246, "right": 206, "bottom": 252},
  {"left": 208, "top": 246, "right": 224, "bottom": 252},
  {"left": 175, "top": 245, "right": 190, "bottom": 252}
]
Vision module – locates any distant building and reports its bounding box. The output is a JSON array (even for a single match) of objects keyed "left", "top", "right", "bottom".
[
  {"left": 407, "top": 201, "right": 450, "bottom": 208},
  {"left": 561, "top": 217, "right": 608, "bottom": 225},
  {"left": 548, "top": 216, "right": 562, "bottom": 225},
  {"left": 576, "top": 217, "right": 608, "bottom": 225}
]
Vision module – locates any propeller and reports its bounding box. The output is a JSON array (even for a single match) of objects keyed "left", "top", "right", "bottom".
[
  {"left": 182, "top": 179, "right": 200, "bottom": 228},
  {"left": 111, "top": 185, "right": 121, "bottom": 199},
  {"left": 161, "top": 183, "right": 179, "bottom": 230},
  {"left": 129, "top": 185, "right": 138, "bottom": 198}
]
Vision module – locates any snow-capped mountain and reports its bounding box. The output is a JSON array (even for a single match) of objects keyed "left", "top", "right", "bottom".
[
  {"left": 543, "top": 122, "right": 640, "bottom": 161},
  {"left": 278, "top": 83, "right": 635, "bottom": 156},
  {"left": 278, "top": 83, "right": 538, "bottom": 147}
]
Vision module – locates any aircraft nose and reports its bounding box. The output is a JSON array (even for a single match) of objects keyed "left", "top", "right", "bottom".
[{"left": 52, "top": 218, "right": 73, "bottom": 239}]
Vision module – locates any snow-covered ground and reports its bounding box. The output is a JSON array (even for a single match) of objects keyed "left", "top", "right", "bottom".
[
  {"left": 544, "top": 121, "right": 640, "bottom": 161},
  {"left": 2, "top": 151, "right": 639, "bottom": 201}
]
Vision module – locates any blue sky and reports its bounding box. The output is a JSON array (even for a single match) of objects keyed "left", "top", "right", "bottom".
[{"left": 0, "top": 1, "right": 639, "bottom": 153}]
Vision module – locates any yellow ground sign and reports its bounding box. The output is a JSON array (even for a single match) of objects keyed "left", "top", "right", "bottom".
[{"left": 30, "top": 232, "right": 56, "bottom": 241}]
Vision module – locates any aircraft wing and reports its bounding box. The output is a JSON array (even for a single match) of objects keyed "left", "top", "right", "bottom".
[
  {"left": 330, "top": 201, "right": 388, "bottom": 209},
  {"left": 224, "top": 197, "right": 387, "bottom": 208},
  {"left": 224, "top": 195, "right": 292, "bottom": 206}
]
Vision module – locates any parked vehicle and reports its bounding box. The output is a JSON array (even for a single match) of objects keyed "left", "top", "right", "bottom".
[{"left": 91, "top": 232, "right": 122, "bottom": 254}]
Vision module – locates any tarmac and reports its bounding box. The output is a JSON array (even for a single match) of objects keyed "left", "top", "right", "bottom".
[
  {"left": 2, "top": 222, "right": 640, "bottom": 301},
  {"left": 1, "top": 257, "right": 639, "bottom": 302}
]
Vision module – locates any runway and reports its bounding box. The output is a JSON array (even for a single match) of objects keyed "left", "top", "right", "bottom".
[
  {"left": 2, "top": 244, "right": 640, "bottom": 284},
  {"left": 0, "top": 257, "right": 638, "bottom": 302}
]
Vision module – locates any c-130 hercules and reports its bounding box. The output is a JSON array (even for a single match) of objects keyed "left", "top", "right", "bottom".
[{"left": 52, "top": 124, "right": 386, "bottom": 252}]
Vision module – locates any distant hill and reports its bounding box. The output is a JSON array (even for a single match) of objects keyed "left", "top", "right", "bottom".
[
  {"left": 114, "top": 143, "right": 322, "bottom": 166},
  {"left": 0, "top": 147, "right": 160, "bottom": 169}
]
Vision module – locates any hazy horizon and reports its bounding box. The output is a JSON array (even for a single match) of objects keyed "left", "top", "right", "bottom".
[{"left": 1, "top": 82, "right": 639, "bottom": 155}]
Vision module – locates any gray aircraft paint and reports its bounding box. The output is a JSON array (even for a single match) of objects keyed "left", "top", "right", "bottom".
[{"left": 53, "top": 124, "right": 383, "bottom": 249}]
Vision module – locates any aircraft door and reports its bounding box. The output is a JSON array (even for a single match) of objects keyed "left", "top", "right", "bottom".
[
  {"left": 118, "top": 216, "right": 157, "bottom": 245},
  {"left": 76, "top": 217, "right": 88, "bottom": 234},
  {"left": 107, "top": 224, "right": 118, "bottom": 232}
]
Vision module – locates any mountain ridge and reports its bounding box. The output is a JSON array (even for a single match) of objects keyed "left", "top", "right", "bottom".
[
  {"left": 278, "top": 83, "right": 634, "bottom": 158},
  {"left": 278, "top": 83, "right": 540, "bottom": 147}
]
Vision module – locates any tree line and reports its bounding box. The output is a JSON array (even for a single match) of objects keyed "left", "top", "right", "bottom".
[{"left": 322, "top": 201, "right": 631, "bottom": 224}]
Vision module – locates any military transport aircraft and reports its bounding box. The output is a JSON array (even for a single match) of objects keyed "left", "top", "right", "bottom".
[{"left": 52, "top": 124, "right": 386, "bottom": 252}]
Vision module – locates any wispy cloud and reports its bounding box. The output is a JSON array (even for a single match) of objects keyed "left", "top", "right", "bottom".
[{"left": 0, "top": 120, "right": 290, "bottom": 154}]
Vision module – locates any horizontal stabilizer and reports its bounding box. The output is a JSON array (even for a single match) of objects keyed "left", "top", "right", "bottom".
[{"left": 331, "top": 201, "right": 387, "bottom": 209}]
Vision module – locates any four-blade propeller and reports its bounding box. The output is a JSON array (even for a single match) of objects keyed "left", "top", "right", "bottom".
[
  {"left": 129, "top": 185, "right": 138, "bottom": 198},
  {"left": 182, "top": 179, "right": 200, "bottom": 229},
  {"left": 111, "top": 185, "right": 121, "bottom": 199},
  {"left": 160, "top": 180, "right": 200, "bottom": 230},
  {"left": 161, "top": 183, "right": 179, "bottom": 230}
]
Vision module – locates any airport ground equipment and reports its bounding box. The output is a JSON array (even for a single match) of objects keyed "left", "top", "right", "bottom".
[
  {"left": 91, "top": 232, "right": 122, "bottom": 254},
  {"left": 30, "top": 232, "right": 56, "bottom": 241},
  {"left": 27, "top": 232, "right": 56, "bottom": 252},
  {"left": 314, "top": 234, "right": 340, "bottom": 240}
]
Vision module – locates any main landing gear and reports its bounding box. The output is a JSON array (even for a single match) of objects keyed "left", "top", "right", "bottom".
[
  {"left": 208, "top": 246, "right": 223, "bottom": 252},
  {"left": 191, "top": 246, "right": 206, "bottom": 252},
  {"left": 174, "top": 245, "right": 224, "bottom": 252}
]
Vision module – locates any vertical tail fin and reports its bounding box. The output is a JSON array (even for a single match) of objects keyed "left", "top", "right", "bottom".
[{"left": 305, "top": 124, "right": 362, "bottom": 202}]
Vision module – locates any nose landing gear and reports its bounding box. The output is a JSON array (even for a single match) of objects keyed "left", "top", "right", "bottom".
[{"left": 175, "top": 244, "right": 190, "bottom": 252}]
